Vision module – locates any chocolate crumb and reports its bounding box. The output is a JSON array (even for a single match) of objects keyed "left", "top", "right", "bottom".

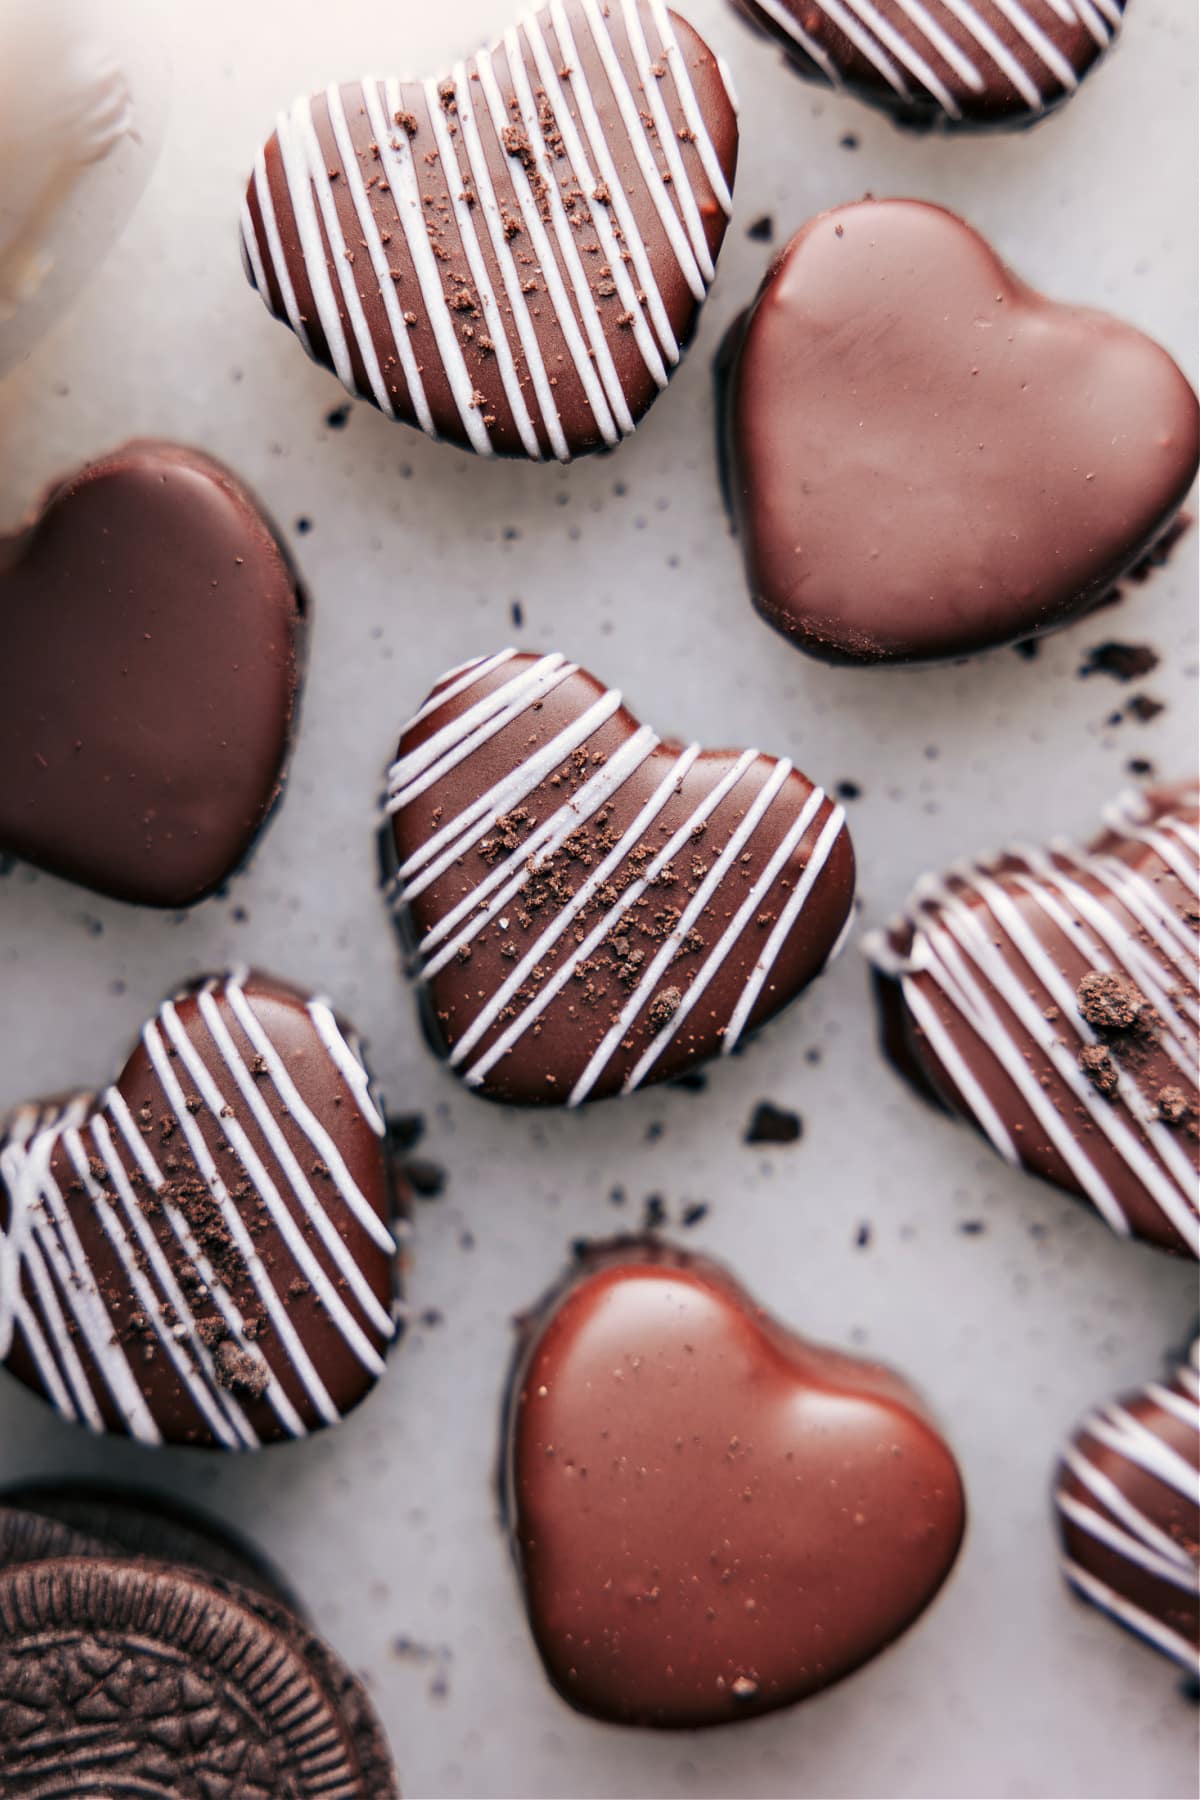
[
  {"left": 744, "top": 1102, "right": 802, "bottom": 1145},
  {"left": 214, "top": 1340, "right": 270, "bottom": 1398},
  {"left": 1077, "top": 970, "right": 1154, "bottom": 1040},
  {"left": 1157, "top": 1086, "right": 1190, "bottom": 1124},
  {"left": 1078, "top": 641, "right": 1160, "bottom": 682},
  {"left": 745, "top": 215, "right": 774, "bottom": 243},
  {"left": 1079, "top": 1044, "right": 1120, "bottom": 1098}
]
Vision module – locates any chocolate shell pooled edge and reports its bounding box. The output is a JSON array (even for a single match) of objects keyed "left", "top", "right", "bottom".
[
  {"left": 380, "top": 649, "right": 855, "bottom": 1105},
  {"left": 864, "top": 783, "right": 1200, "bottom": 1257},
  {"left": 1053, "top": 1339, "right": 1199, "bottom": 1679},
  {"left": 0, "top": 969, "right": 403, "bottom": 1447},
  {"left": 501, "top": 1237, "right": 966, "bottom": 1728}
]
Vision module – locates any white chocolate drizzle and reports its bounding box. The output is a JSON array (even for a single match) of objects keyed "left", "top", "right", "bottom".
[
  {"left": 385, "top": 652, "right": 849, "bottom": 1102},
  {"left": 0, "top": 973, "right": 395, "bottom": 1447},
  {"left": 241, "top": 0, "right": 735, "bottom": 459}
]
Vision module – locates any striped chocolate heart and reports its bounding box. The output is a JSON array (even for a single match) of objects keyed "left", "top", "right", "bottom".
[
  {"left": 1054, "top": 1340, "right": 1199, "bottom": 1676},
  {"left": 381, "top": 650, "right": 855, "bottom": 1105},
  {"left": 866, "top": 783, "right": 1199, "bottom": 1257},
  {"left": 240, "top": 0, "right": 738, "bottom": 460},
  {"left": 729, "top": 0, "right": 1127, "bottom": 130},
  {"left": 0, "top": 972, "right": 399, "bottom": 1448}
]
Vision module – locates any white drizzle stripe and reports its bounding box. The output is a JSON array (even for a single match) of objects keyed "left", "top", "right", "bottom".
[
  {"left": 19, "top": 1234, "right": 101, "bottom": 1429},
  {"left": 805, "top": 0, "right": 910, "bottom": 95},
  {"left": 105, "top": 1086, "right": 306, "bottom": 1442},
  {"left": 1056, "top": 1492, "right": 1197, "bottom": 1592},
  {"left": 524, "top": 8, "right": 672, "bottom": 382},
  {"left": 569, "top": 758, "right": 795, "bottom": 1103},
  {"left": 900, "top": 974, "right": 1022, "bottom": 1161},
  {"left": 886, "top": 0, "right": 984, "bottom": 88},
  {"left": 240, "top": 200, "right": 272, "bottom": 315},
  {"left": 274, "top": 105, "right": 356, "bottom": 393},
  {"left": 450, "top": 64, "right": 571, "bottom": 462},
  {"left": 931, "top": 0, "right": 1043, "bottom": 107},
  {"left": 747, "top": 0, "right": 844, "bottom": 83},
  {"left": 836, "top": 0, "right": 961, "bottom": 113},
  {"left": 502, "top": 25, "right": 634, "bottom": 437},
  {"left": 388, "top": 654, "right": 567, "bottom": 800},
  {"left": 141, "top": 1018, "right": 342, "bottom": 1429},
  {"left": 1, "top": 1122, "right": 90, "bottom": 1422},
  {"left": 393, "top": 688, "right": 623, "bottom": 889},
  {"left": 1061, "top": 1440, "right": 1191, "bottom": 1569},
  {"left": 421, "top": 76, "right": 542, "bottom": 459},
  {"left": 324, "top": 83, "right": 434, "bottom": 435},
  {"left": 724, "top": 805, "right": 848, "bottom": 1051},
  {"left": 1085, "top": 1403, "right": 1198, "bottom": 1501},
  {"left": 308, "top": 1000, "right": 388, "bottom": 1138},
  {"left": 577, "top": 0, "right": 708, "bottom": 300},
  {"left": 1062, "top": 1559, "right": 1199, "bottom": 1673},
  {"left": 407, "top": 653, "right": 509, "bottom": 731},
  {"left": 624, "top": 787, "right": 823, "bottom": 1090},
  {"left": 648, "top": 0, "right": 734, "bottom": 214},
  {"left": 417, "top": 727, "right": 660, "bottom": 977},
  {"left": 367, "top": 78, "right": 494, "bottom": 454},
  {"left": 90, "top": 1114, "right": 258, "bottom": 1450},
  {"left": 61, "top": 1130, "right": 239, "bottom": 1449},
  {"left": 618, "top": 0, "right": 715, "bottom": 278},
  {"left": 189, "top": 994, "right": 392, "bottom": 1353},
  {"left": 988, "top": 0, "right": 1078, "bottom": 86},
  {"left": 252, "top": 150, "right": 313, "bottom": 354}
]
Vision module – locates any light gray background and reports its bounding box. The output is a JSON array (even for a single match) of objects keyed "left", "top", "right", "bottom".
[{"left": 0, "top": 3, "right": 1197, "bottom": 1796}]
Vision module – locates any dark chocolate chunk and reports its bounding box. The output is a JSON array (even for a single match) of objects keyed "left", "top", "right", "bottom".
[
  {"left": 721, "top": 200, "right": 1199, "bottom": 666},
  {"left": 0, "top": 441, "right": 306, "bottom": 906},
  {"left": 1054, "top": 1341, "right": 1199, "bottom": 1675},
  {"left": 504, "top": 1240, "right": 965, "bottom": 1726},
  {"left": 728, "top": 0, "right": 1127, "bottom": 130},
  {"left": 0, "top": 972, "right": 400, "bottom": 1445},
  {"left": 866, "top": 782, "right": 1200, "bottom": 1257},
  {"left": 381, "top": 650, "right": 855, "bottom": 1105},
  {"left": 241, "top": 2, "right": 738, "bottom": 461},
  {"left": 1079, "top": 642, "right": 1161, "bottom": 683},
  {"left": 744, "top": 1099, "right": 802, "bottom": 1143}
]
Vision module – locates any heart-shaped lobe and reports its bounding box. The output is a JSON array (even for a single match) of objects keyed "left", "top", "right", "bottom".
[
  {"left": 382, "top": 650, "right": 855, "bottom": 1105},
  {"left": 240, "top": 0, "right": 737, "bottom": 461},
  {"left": 0, "top": 972, "right": 398, "bottom": 1448},
  {"left": 728, "top": 0, "right": 1126, "bottom": 130},
  {"left": 723, "top": 199, "right": 1200, "bottom": 664},
  {"left": 1054, "top": 1340, "right": 1199, "bottom": 1676},
  {"left": 506, "top": 1241, "right": 966, "bottom": 1727},
  {"left": 866, "top": 783, "right": 1200, "bottom": 1257},
  {"left": 0, "top": 441, "right": 305, "bottom": 906}
]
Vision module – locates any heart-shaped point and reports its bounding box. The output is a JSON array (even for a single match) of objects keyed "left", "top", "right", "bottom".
[
  {"left": 1054, "top": 1341, "right": 1199, "bottom": 1676},
  {"left": 506, "top": 1241, "right": 966, "bottom": 1727},
  {"left": 0, "top": 971, "right": 399, "bottom": 1448},
  {"left": 866, "top": 782, "right": 1200, "bottom": 1257},
  {"left": 0, "top": 441, "right": 306, "bottom": 907},
  {"left": 381, "top": 650, "right": 854, "bottom": 1105},
  {"left": 241, "top": 0, "right": 738, "bottom": 460},
  {"left": 727, "top": 0, "right": 1126, "bottom": 130},
  {"left": 722, "top": 199, "right": 1200, "bottom": 665}
]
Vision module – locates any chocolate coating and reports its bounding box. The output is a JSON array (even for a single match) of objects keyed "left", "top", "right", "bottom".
[
  {"left": 1054, "top": 1342, "right": 1199, "bottom": 1677},
  {"left": 0, "top": 1491, "right": 398, "bottom": 1798},
  {"left": 241, "top": 0, "right": 737, "bottom": 460},
  {"left": 722, "top": 199, "right": 1200, "bottom": 665},
  {"left": 0, "top": 971, "right": 399, "bottom": 1446},
  {"left": 729, "top": 0, "right": 1126, "bottom": 130},
  {"left": 866, "top": 783, "right": 1200, "bottom": 1257},
  {"left": 382, "top": 650, "right": 855, "bottom": 1105},
  {"left": 505, "top": 1241, "right": 966, "bottom": 1727},
  {"left": 0, "top": 440, "right": 305, "bottom": 906}
]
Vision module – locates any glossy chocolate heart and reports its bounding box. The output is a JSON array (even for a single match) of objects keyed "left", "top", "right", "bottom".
[
  {"left": 1054, "top": 1340, "right": 1199, "bottom": 1676},
  {"left": 722, "top": 199, "right": 1200, "bottom": 665},
  {"left": 0, "top": 971, "right": 399, "bottom": 1448},
  {"left": 241, "top": 0, "right": 737, "bottom": 460},
  {"left": 0, "top": 441, "right": 306, "bottom": 907},
  {"left": 866, "top": 783, "right": 1200, "bottom": 1257},
  {"left": 505, "top": 1241, "right": 966, "bottom": 1727},
  {"left": 381, "top": 650, "right": 855, "bottom": 1105},
  {"left": 728, "top": 0, "right": 1126, "bottom": 130}
]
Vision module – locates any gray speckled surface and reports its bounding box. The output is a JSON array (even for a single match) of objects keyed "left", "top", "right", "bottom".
[{"left": 0, "top": 2, "right": 1197, "bottom": 1796}]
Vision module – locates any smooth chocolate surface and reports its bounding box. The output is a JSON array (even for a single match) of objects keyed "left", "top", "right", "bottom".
[
  {"left": 241, "top": 0, "right": 738, "bottom": 460},
  {"left": 1054, "top": 1342, "right": 1199, "bottom": 1676},
  {"left": 729, "top": 0, "right": 1127, "bottom": 130},
  {"left": 866, "top": 782, "right": 1200, "bottom": 1256},
  {"left": 0, "top": 1490, "right": 399, "bottom": 1798},
  {"left": 722, "top": 199, "right": 1200, "bottom": 665},
  {"left": 506, "top": 1241, "right": 966, "bottom": 1727},
  {"left": 0, "top": 440, "right": 305, "bottom": 906},
  {"left": 382, "top": 650, "right": 855, "bottom": 1105},
  {"left": 0, "top": 971, "right": 399, "bottom": 1446}
]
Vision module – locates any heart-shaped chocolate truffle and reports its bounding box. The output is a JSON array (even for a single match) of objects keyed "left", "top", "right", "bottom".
[
  {"left": 241, "top": 0, "right": 738, "bottom": 460},
  {"left": 721, "top": 199, "right": 1200, "bottom": 664},
  {"left": 381, "top": 650, "right": 855, "bottom": 1104},
  {"left": 0, "top": 971, "right": 399, "bottom": 1448},
  {"left": 1054, "top": 1340, "right": 1199, "bottom": 1676},
  {"left": 0, "top": 441, "right": 306, "bottom": 907},
  {"left": 866, "top": 782, "right": 1200, "bottom": 1257},
  {"left": 728, "top": 0, "right": 1126, "bottom": 130},
  {"left": 505, "top": 1240, "right": 966, "bottom": 1727}
]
